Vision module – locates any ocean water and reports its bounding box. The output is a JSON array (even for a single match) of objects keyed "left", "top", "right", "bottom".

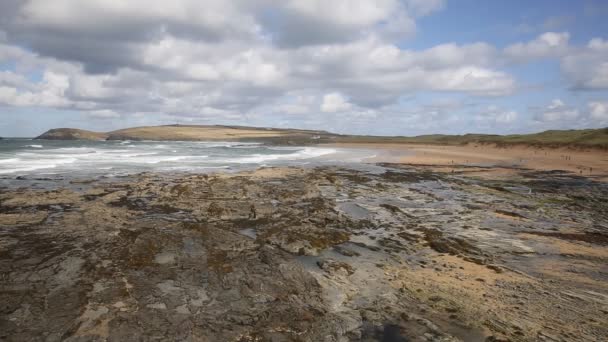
[{"left": 0, "top": 139, "right": 374, "bottom": 178}]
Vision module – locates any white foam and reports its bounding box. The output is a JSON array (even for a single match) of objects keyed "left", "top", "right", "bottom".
[
  {"left": 0, "top": 157, "right": 77, "bottom": 174},
  {"left": 111, "top": 152, "right": 158, "bottom": 158},
  {"left": 0, "top": 142, "right": 341, "bottom": 175},
  {"left": 0, "top": 158, "right": 19, "bottom": 164},
  {"left": 53, "top": 147, "right": 97, "bottom": 152},
  {"left": 25, "top": 144, "right": 43, "bottom": 148},
  {"left": 195, "top": 141, "right": 261, "bottom": 148},
  {"left": 144, "top": 156, "right": 191, "bottom": 164},
  {"left": 231, "top": 145, "right": 263, "bottom": 149},
  {"left": 224, "top": 147, "right": 336, "bottom": 164}
]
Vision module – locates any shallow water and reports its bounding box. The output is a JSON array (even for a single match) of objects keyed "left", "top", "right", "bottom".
[{"left": 0, "top": 139, "right": 374, "bottom": 178}]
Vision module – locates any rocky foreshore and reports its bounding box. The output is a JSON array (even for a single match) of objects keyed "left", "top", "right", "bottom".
[{"left": 1, "top": 165, "right": 607, "bottom": 341}]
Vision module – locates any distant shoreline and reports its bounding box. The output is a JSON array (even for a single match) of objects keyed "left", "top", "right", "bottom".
[
  {"left": 330, "top": 142, "right": 608, "bottom": 182},
  {"left": 32, "top": 125, "right": 608, "bottom": 151}
]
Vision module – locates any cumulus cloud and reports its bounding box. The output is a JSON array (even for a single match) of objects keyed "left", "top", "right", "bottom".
[
  {"left": 276, "top": 95, "right": 316, "bottom": 115},
  {"left": 535, "top": 99, "right": 580, "bottom": 122},
  {"left": 0, "top": 27, "right": 516, "bottom": 119},
  {"left": 0, "top": 69, "right": 69, "bottom": 108},
  {"left": 87, "top": 109, "right": 121, "bottom": 119},
  {"left": 589, "top": 101, "right": 608, "bottom": 122},
  {"left": 321, "top": 93, "right": 352, "bottom": 113},
  {"left": 504, "top": 32, "right": 570, "bottom": 62},
  {"left": 3, "top": 0, "right": 263, "bottom": 72},
  {"left": 504, "top": 32, "right": 608, "bottom": 91},
  {"left": 526, "top": 99, "right": 608, "bottom": 129},
  {"left": 271, "top": 0, "right": 407, "bottom": 46},
  {"left": 475, "top": 105, "right": 518, "bottom": 127},
  {"left": 561, "top": 38, "right": 608, "bottom": 90},
  {"left": 0, "top": 1, "right": 604, "bottom": 135},
  {"left": 267, "top": 0, "right": 446, "bottom": 47},
  {"left": 495, "top": 110, "right": 518, "bottom": 124}
]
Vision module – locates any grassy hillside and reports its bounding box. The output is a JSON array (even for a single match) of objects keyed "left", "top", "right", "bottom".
[
  {"left": 106, "top": 125, "right": 329, "bottom": 141},
  {"left": 35, "top": 125, "right": 608, "bottom": 149},
  {"left": 36, "top": 125, "right": 333, "bottom": 145},
  {"left": 335, "top": 128, "right": 608, "bottom": 149},
  {"left": 35, "top": 128, "right": 108, "bottom": 141}
]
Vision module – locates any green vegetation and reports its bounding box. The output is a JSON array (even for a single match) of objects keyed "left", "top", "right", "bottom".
[
  {"left": 35, "top": 125, "right": 608, "bottom": 150},
  {"left": 35, "top": 128, "right": 108, "bottom": 141},
  {"left": 36, "top": 125, "right": 330, "bottom": 144},
  {"left": 335, "top": 128, "right": 608, "bottom": 149}
]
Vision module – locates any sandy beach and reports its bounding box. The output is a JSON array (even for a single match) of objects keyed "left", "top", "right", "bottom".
[{"left": 333, "top": 143, "right": 608, "bottom": 181}]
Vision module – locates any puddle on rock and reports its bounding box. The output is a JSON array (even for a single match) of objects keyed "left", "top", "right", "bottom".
[
  {"left": 238, "top": 228, "right": 257, "bottom": 239},
  {"left": 337, "top": 202, "right": 372, "bottom": 220}
]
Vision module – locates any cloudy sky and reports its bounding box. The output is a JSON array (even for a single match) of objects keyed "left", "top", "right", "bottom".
[{"left": 0, "top": 0, "right": 607, "bottom": 137}]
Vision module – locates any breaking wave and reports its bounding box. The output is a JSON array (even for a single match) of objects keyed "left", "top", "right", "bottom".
[{"left": 0, "top": 140, "right": 359, "bottom": 176}]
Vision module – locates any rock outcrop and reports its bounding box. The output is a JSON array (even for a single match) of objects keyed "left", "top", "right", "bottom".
[{"left": 2, "top": 165, "right": 607, "bottom": 341}]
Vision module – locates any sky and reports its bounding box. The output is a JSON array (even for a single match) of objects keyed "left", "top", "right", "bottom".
[{"left": 0, "top": 0, "right": 607, "bottom": 137}]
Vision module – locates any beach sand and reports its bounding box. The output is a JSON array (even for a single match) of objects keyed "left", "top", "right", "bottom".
[{"left": 332, "top": 143, "right": 608, "bottom": 181}]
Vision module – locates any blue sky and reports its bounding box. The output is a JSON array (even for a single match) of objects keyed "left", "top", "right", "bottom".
[{"left": 0, "top": 0, "right": 606, "bottom": 137}]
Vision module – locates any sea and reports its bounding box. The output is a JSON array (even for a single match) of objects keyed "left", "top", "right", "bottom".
[{"left": 0, "top": 139, "right": 376, "bottom": 180}]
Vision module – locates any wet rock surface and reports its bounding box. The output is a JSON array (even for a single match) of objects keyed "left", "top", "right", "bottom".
[{"left": 1, "top": 165, "right": 607, "bottom": 341}]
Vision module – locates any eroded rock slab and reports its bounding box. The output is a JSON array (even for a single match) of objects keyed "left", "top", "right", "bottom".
[{"left": 1, "top": 166, "right": 607, "bottom": 341}]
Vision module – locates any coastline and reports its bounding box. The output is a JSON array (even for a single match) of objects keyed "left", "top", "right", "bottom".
[{"left": 329, "top": 142, "right": 608, "bottom": 182}]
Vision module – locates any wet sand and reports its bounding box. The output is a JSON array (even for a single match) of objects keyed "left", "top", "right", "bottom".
[
  {"left": 332, "top": 143, "right": 608, "bottom": 181},
  {"left": 1, "top": 163, "right": 607, "bottom": 341}
]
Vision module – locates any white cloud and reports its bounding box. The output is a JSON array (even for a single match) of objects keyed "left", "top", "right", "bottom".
[
  {"left": 561, "top": 38, "right": 608, "bottom": 90},
  {"left": 588, "top": 38, "right": 608, "bottom": 50},
  {"left": 0, "top": 1, "right": 605, "bottom": 136},
  {"left": 475, "top": 105, "right": 518, "bottom": 125},
  {"left": 270, "top": 0, "right": 419, "bottom": 46},
  {"left": 0, "top": 86, "right": 18, "bottom": 104},
  {"left": 87, "top": 109, "right": 121, "bottom": 119},
  {"left": 283, "top": 0, "right": 394, "bottom": 28},
  {"left": 0, "top": 28, "right": 518, "bottom": 121},
  {"left": 288, "top": 38, "right": 514, "bottom": 104},
  {"left": 418, "top": 43, "right": 497, "bottom": 68},
  {"left": 321, "top": 93, "right": 352, "bottom": 112},
  {"left": 589, "top": 101, "right": 608, "bottom": 122},
  {"left": 0, "top": 69, "right": 69, "bottom": 108},
  {"left": 0, "top": 70, "right": 31, "bottom": 89},
  {"left": 281, "top": 95, "right": 315, "bottom": 115},
  {"left": 495, "top": 110, "right": 518, "bottom": 124},
  {"left": 422, "top": 66, "right": 514, "bottom": 96},
  {"left": 535, "top": 99, "right": 580, "bottom": 122},
  {"left": 504, "top": 32, "right": 570, "bottom": 62},
  {"left": 18, "top": 0, "right": 261, "bottom": 42}
]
